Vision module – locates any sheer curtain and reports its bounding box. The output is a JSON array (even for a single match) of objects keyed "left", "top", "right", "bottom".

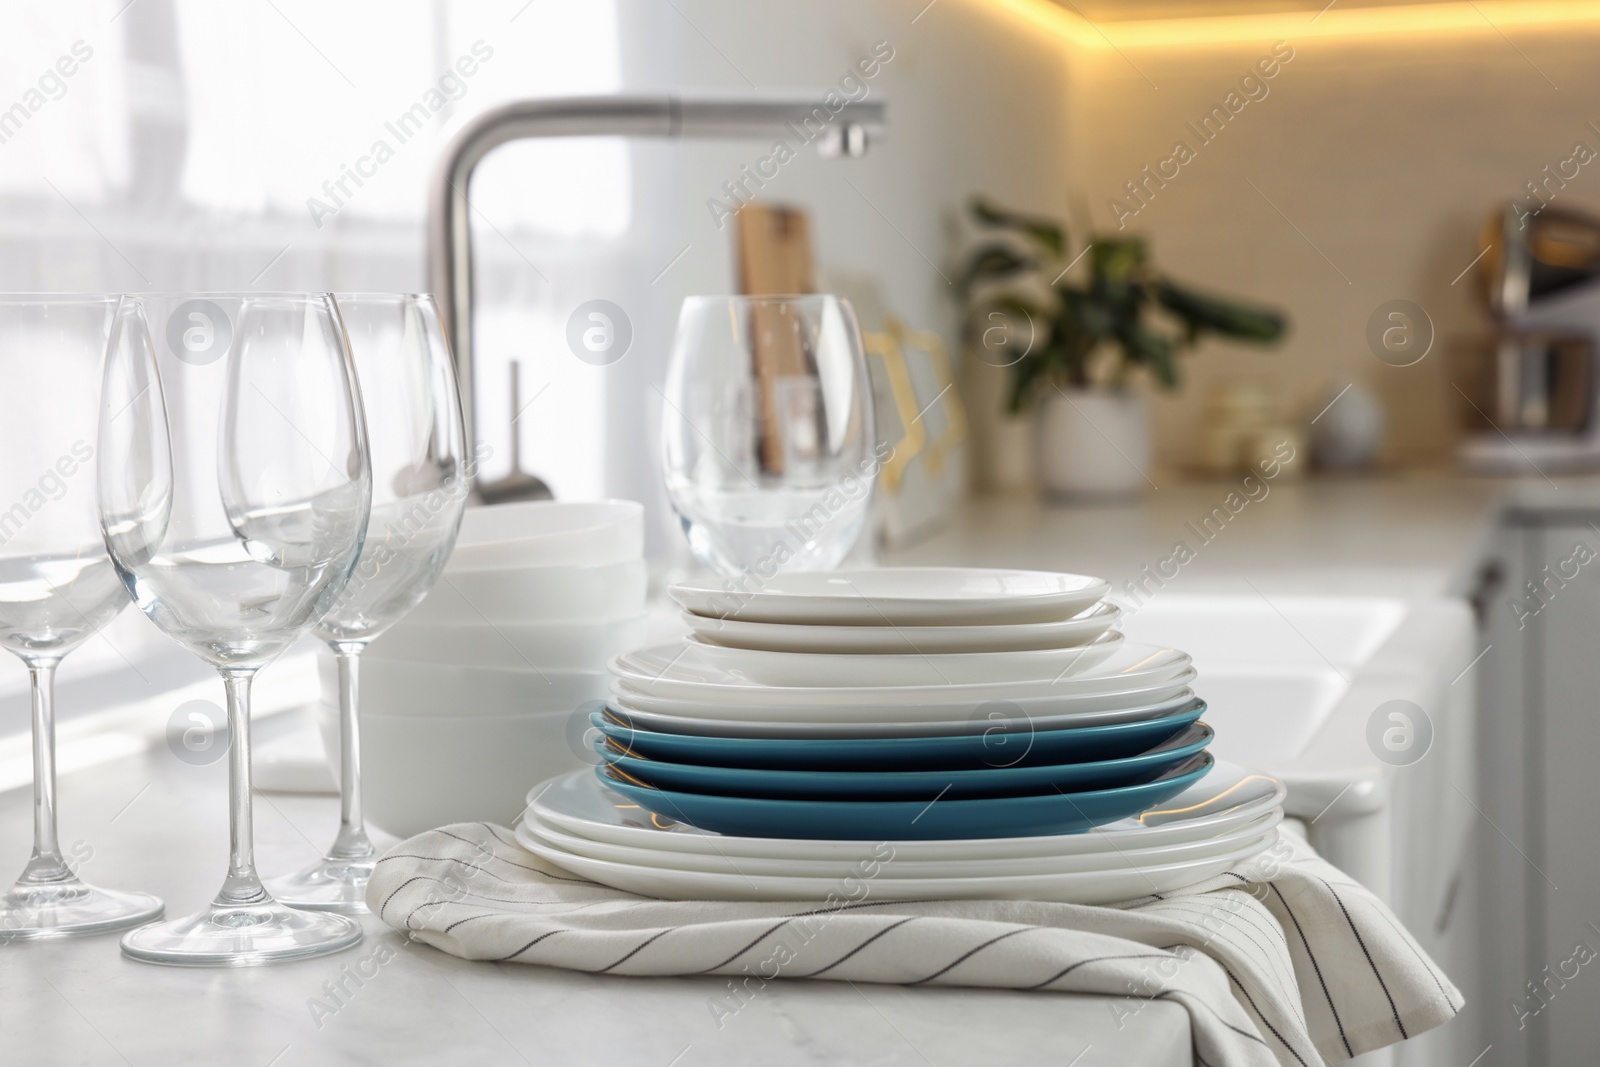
[{"left": 0, "top": 0, "right": 627, "bottom": 758}]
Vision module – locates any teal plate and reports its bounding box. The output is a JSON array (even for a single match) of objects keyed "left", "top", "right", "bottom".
[
  {"left": 596, "top": 752, "right": 1214, "bottom": 840},
  {"left": 597, "top": 723, "right": 1212, "bottom": 801},
  {"left": 594, "top": 699, "right": 1206, "bottom": 771}
]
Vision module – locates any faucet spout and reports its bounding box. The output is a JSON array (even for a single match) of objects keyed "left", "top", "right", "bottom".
[{"left": 426, "top": 94, "right": 887, "bottom": 501}]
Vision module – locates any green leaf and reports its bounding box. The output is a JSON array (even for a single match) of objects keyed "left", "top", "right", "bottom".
[
  {"left": 1152, "top": 280, "right": 1287, "bottom": 344},
  {"left": 970, "top": 197, "right": 1066, "bottom": 258},
  {"left": 1088, "top": 238, "right": 1148, "bottom": 285},
  {"left": 1120, "top": 323, "right": 1179, "bottom": 389},
  {"left": 1058, "top": 287, "right": 1115, "bottom": 341},
  {"left": 958, "top": 198, "right": 1288, "bottom": 400},
  {"left": 956, "top": 242, "right": 1037, "bottom": 295}
]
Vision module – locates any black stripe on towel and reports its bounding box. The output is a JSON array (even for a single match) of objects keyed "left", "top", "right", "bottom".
[
  {"left": 906, "top": 927, "right": 1033, "bottom": 985},
  {"left": 495, "top": 929, "right": 562, "bottom": 962},
  {"left": 1145, "top": 895, "right": 1292, "bottom": 991},
  {"left": 791, "top": 897, "right": 942, "bottom": 918},
  {"left": 444, "top": 912, "right": 497, "bottom": 934},
  {"left": 1319, "top": 876, "right": 1407, "bottom": 1041},
  {"left": 1020, "top": 950, "right": 1179, "bottom": 992},
  {"left": 383, "top": 873, "right": 564, "bottom": 915},
  {"left": 1271, "top": 883, "right": 1353, "bottom": 1059},
  {"left": 598, "top": 928, "right": 673, "bottom": 973},
  {"left": 378, "top": 854, "right": 554, "bottom": 890},
  {"left": 1366, "top": 896, "right": 1461, "bottom": 1014},
  {"left": 378, "top": 875, "right": 435, "bottom": 922},
  {"left": 693, "top": 919, "right": 793, "bottom": 974},
  {"left": 437, "top": 826, "right": 602, "bottom": 885},
  {"left": 1154, "top": 991, "right": 1276, "bottom": 1052},
  {"left": 798, "top": 917, "right": 918, "bottom": 978},
  {"left": 1222, "top": 968, "right": 1309, "bottom": 1067}
]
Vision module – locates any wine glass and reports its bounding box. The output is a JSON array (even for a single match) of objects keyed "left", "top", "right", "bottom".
[
  {"left": 661, "top": 295, "right": 877, "bottom": 577},
  {"left": 0, "top": 295, "right": 163, "bottom": 940},
  {"left": 99, "top": 293, "right": 371, "bottom": 966},
  {"left": 266, "top": 294, "right": 466, "bottom": 913}
]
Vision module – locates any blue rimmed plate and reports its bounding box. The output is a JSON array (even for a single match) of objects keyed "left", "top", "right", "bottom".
[
  {"left": 595, "top": 752, "right": 1214, "bottom": 840},
  {"left": 594, "top": 699, "right": 1205, "bottom": 770},
  {"left": 596, "top": 723, "right": 1212, "bottom": 801}
]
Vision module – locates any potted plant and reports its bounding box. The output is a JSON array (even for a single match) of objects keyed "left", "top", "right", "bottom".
[{"left": 958, "top": 198, "right": 1288, "bottom": 497}]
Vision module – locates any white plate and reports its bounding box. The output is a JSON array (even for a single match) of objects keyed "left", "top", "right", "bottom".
[
  {"left": 607, "top": 686, "right": 1199, "bottom": 737},
  {"left": 685, "top": 602, "right": 1122, "bottom": 654},
  {"left": 671, "top": 567, "right": 1111, "bottom": 626},
  {"left": 519, "top": 808, "right": 1282, "bottom": 879},
  {"left": 610, "top": 641, "right": 1192, "bottom": 709},
  {"left": 516, "top": 818, "right": 1276, "bottom": 903},
  {"left": 527, "top": 762, "right": 1285, "bottom": 862},
  {"left": 610, "top": 668, "right": 1199, "bottom": 725},
  {"left": 680, "top": 630, "right": 1124, "bottom": 687}
]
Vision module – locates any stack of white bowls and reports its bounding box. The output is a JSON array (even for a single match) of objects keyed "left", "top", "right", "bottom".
[{"left": 317, "top": 501, "right": 646, "bottom": 839}]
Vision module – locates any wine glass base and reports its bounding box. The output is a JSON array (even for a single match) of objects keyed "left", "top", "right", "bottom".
[
  {"left": 0, "top": 879, "right": 164, "bottom": 941},
  {"left": 120, "top": 899, "right": 362, "bottom": 966},
  {"left": 265, "top": 856, "right": 375, "bottom": 914}
]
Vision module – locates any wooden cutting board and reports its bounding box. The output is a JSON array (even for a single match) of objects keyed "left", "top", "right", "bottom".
[{"left": 734, "top": 203, "right": 819, "bottom": 474}]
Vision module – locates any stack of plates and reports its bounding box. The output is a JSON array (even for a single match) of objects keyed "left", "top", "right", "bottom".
[
  {"left": 517, "top": 762, "right": 1285, "bottom": 904},
  {"left": 515, "top": 568, "right": 1280, "bottom": 902}
]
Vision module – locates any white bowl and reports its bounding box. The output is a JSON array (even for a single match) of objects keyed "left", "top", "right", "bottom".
[
  {"left": 368, "top": 616, "right": 647, "bottom": 671},
  {"left": 316, "top": 704, "right": 586, "bottom": 839},
  {"left": 449, "top": 500, "right": 643, "bottom": 571},
  {"left": 322, "top": 650, "right": 608, "bottom": 717},
  {"left": 409, "top": 559, "right": 647, "bottom": 625}
]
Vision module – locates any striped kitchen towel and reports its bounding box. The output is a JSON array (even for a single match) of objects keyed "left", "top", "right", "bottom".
[{"left": 368, "top": 821, "right": 1458, "bottom": 1067}]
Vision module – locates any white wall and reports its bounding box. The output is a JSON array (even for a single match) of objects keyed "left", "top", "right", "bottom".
[
  {"left": 562, "top": 0, "right": 1077, "bottom": 558},
  {"left": 1068, "top": 19, "right": 1600, "bottom": 468}
]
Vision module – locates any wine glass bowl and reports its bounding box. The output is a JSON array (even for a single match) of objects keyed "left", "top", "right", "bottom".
[
  {"left": 312, "top": 294, "right": 466, "bottom": 645},
  {"left": 266, "top": 293, "right": 467, "bottom": 913},
  {"left": 0, "top": 295, "right": 163, "bottom": 940},
  {"left": 660, "top": 295, "right": 876, "bottom": 577},
  {"left": 102, "top": 296, "right": 370, "bottom": 671},
  {"left": 99, "top": 293, "right": 370, "bottom": 965}
]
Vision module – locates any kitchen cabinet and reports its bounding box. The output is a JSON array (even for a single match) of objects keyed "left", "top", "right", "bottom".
[{"left": 1509, "top": 520, "right": 1600, "bottom": 1065}]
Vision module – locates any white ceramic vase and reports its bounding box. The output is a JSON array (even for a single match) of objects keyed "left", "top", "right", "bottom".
[{"left": 1036, "top": 387, "right": 1150, "bottom": 498}]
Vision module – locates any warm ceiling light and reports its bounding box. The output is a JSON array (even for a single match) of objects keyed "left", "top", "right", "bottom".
[{"left": 990, "top": 0, "right": 1600, "bottom": 48}]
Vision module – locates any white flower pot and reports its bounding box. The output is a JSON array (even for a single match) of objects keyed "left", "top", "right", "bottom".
[{"left": 1036, "top": 388, "right": 1150, "bottom": 498}]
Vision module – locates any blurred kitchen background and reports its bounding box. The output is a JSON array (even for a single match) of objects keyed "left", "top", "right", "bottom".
[
  {"left": 15, "top": 2, "right": 1600, "bottom": 520},
  {"left": 15, "top": 0, "right": 1600, "bottom": 1063}
]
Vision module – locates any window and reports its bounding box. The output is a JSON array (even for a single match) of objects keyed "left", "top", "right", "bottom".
[{"left": 0, "top": 0, "right": 630, "bottom": 769}]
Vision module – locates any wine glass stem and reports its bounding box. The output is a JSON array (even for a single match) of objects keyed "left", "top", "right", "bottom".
[
  {"left": 216, "top": 667, "right": 269, "bottom": 908},
  {"left": 328, "top": 643, "right": 373, "bottom": 861},
  {"left": 20, "top": 658, "right": 69, "bottom": 885}
]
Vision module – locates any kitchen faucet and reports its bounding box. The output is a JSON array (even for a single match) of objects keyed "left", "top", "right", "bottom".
[{"left": 426, "top": 94, "right": 888, "bottom": 502}]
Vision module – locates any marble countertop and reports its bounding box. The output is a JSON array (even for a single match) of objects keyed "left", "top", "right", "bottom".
[
  {"left": 882, "top": 469, "right": 1518, "bottom": 600},
  {"left": 8, "top": 468, "right": 1593, "bottom": 1066},
  {"left": 0, "top": 674, "right": 1189, "bottom": 1067}
]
